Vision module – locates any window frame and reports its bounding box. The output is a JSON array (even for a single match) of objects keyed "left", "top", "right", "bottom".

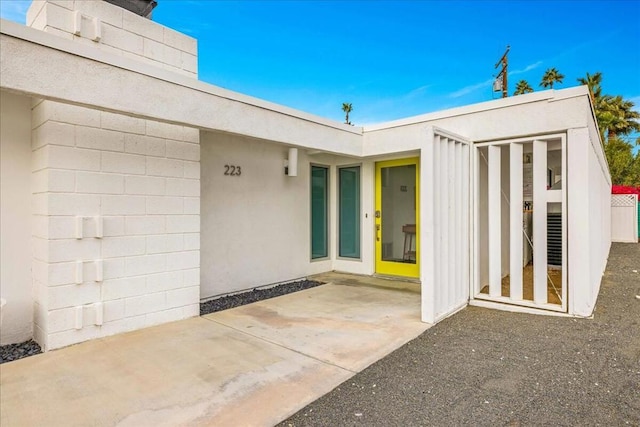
[
  {"left": 337, "top": 164, "right": 362, "bottom": 260},
  {"left": 310, "top": 164, "right": 330, "bottom": 260}
]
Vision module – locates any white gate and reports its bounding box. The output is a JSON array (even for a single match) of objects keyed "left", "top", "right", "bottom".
[
  {"left": 421, "top": 127, "right": 471, "bottom": 323},
  {"left": 611, "top": 194, "right": 638, "bottom": 243},
  {"left": 472, "top": 135, "right": 568, "bottom": 313}
]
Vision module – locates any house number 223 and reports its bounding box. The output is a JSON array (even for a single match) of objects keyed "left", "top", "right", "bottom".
[{"left": 224, "top": 165, "right": 242, "bottom": 176}]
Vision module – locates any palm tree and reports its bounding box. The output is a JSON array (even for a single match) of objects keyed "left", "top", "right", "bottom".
[
  {"left": 513, "top": 80, "right": 534, "bottom": 96},
  {"left": 342, "top": 102, "right": 353, "bottom": 125},
  {"left": 598, "top": 95, "right": 640, "bottom": 142},
  {"left": 577, "top": 71, "right": 602, "bottom": 105},
  {"left": 540, "top": 67, "right": 565, "bottom": 89}
]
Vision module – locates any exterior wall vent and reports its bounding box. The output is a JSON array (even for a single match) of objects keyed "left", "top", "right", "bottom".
[{"left": 547, "top": 212, "right": 562, "bottom": 267}]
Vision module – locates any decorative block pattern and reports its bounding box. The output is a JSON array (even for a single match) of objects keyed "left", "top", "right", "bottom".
[
  {"left": 26, "top": 0, "right": 198, "bottom": 78},
  {"left": 31, "top": 98, "right": 200, "bottom": 351}
]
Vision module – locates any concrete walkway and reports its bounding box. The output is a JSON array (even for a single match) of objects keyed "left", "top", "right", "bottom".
[{"left": 0, "top": 273, "right": 429, "bottom": 426}]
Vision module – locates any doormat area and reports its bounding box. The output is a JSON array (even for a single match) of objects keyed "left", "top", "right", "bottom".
[
  {"left": 0, "top": 339, "right": 42, "bottom": 364},
  {"left": 200, "top": 279, "right": 324, "bottom": 316}
]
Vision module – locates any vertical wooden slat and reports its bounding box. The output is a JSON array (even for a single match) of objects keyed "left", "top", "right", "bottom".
[
  {"left": 473, "top": 145, "right": 480, "bottom": 296},
  {"left": 433, "top": 136, "right": 442, "bottom": 317},
  {"left": 448, "top": 139, "right": 456, "bottom": 309},
  {"left": 509, "top": 143, "right": 524, "bottom": 300},
  {"left": 454, "top": 141, "right": 463, "bottom": 305},
  {"left": 462, "top": 143, "right": 470, "bottom": 302},
  {"left": 440, "top": 138, "right": 449, "bottom": 315},
  {"left": 488, "top": 145, "right": 502, "bottom": 297},
  {"left": 422, "top": 134, "right": 436, "bottom": 323},
  {"left": 533, "top": 139, "right": 548, "bottom": 304}
]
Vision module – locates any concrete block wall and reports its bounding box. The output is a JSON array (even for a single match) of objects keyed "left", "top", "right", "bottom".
[
  {"left": 31, "top": 100, "right": 201, "bottom": 350},
  {"left": 23, "top": 0, "right": 201, "bottom": 350},
  {"left": 27, "top": 0, "right": 198, "bottom": 78}
]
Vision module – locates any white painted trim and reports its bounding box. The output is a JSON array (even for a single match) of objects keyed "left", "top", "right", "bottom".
[
  {"left": 432, "top": 126, "right": 473, "bottom": 145},
  {"left": 364, "top": 88, "right": 590, "bottom": 132},
  {"left": 472, "top": 146, "right": 480, "bottom": 296},
  {"left": 474, "top": 294, "right": 563, "bottom": 312},
  {"left": 0, "top": 19, "right": 361, "bottom": 135},
  {"left": 561, "top": 134, "right": 568, "bottom": 312},
  {"left": 474, "top": 133, "right": 566, "bottom": 147},
  {"left": 469, "top": 299, "right": 585, "bottom": 317},
  {"left": 433, "top": 301, "right": 468, "bottom": 323}
]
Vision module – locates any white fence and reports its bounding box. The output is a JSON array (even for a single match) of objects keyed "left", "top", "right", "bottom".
[
  {"left": 611, "top": 194, "right": 639, "bottom": 243},
  {"left": 421, "top": 127, "right": 471, "bottom": 323}
]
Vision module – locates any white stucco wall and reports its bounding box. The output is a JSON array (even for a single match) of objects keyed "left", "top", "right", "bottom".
[
  {"left": 567, "top": 127, "right": 611, "bottom": 317},
  {"left": 0, "top": 91, "right": 33, "bottom": 345},
  {"left": 200, "top": 132, "right": 329, "bottom": 297},
  {"left": 200, "top": 131, "right": 377, "bottom": 298}
]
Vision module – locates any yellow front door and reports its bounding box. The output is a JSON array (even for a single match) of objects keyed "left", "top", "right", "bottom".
[{"left": 375, "top": 158, "right": 420, "bottom": 278}]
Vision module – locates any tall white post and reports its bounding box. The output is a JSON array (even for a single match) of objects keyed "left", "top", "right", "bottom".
[
  {"left": 488, "top": 145, "right": 502, "bottom": 297},
  {"left": 509, "top": 143, "right": 524, "bottom": 300},
  {"left": 533, "top": 140, "right": 548, "bottom": 304}
]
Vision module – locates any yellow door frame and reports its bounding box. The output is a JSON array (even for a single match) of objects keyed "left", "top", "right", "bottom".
[{"left": 375, "top": 157, "right": 420, "bottom": 278}]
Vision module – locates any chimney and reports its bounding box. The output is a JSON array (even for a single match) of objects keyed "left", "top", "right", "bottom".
[{"left": 103, "top": 0, "right": 157, "bottom": 19}]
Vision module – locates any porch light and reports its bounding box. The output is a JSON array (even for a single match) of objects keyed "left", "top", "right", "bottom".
[{"left": 285, "top": 147, "right": 298, "bottom": 177}]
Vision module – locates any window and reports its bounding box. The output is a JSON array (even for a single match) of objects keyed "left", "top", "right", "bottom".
[
  {"left": 339, "top": 166, "right": 361, "bottom": 258},
  {"left": 311, "top": 166, "right": 328, "bottom": 259}
]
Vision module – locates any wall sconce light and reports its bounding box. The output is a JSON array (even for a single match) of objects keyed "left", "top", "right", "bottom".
[{"left": 285, "top": 147, "right": 298, "bottom": 177}]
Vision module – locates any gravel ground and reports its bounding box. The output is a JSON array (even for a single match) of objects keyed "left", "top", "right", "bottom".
[
  {"left": 0, "top": 339, "right": 42, "bottom": 364},
  {"left": 200, "top": 279, "right": 323, "bottom": 315},
  {"left": 280, "top": 243, "right": 640, "bottom": 427}
]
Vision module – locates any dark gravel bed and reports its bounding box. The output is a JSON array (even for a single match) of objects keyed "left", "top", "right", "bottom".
[
  {"left": 200, "top": 279, "right": 323, "bottom": 315},
  {"left": 0, "top": 339, "right": 42, "bottom": 364},
  {"left": 280, "top": 243, "right": 640, "bottom": 426}
]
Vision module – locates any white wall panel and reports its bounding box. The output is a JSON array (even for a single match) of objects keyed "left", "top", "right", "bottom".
[{"left": 421, "top": 128, "right": 471, "bottom": 323}]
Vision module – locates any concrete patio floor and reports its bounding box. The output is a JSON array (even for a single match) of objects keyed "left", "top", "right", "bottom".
[{"left": 0, "top": 273, "right": 429, "bottom": 426}]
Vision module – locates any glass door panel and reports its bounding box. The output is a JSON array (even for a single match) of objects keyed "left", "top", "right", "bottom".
[{"left": 375, "top": 158, "right": 419, "bottom": 278}]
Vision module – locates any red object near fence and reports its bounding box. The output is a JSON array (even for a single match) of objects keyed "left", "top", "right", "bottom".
[{"left": 612, "top": 185, "right": 640, "bottom": 195}]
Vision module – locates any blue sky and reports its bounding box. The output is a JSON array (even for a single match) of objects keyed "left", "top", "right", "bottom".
[{"left": 2, "top": 0, "right": 639, "bottom": 131}]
